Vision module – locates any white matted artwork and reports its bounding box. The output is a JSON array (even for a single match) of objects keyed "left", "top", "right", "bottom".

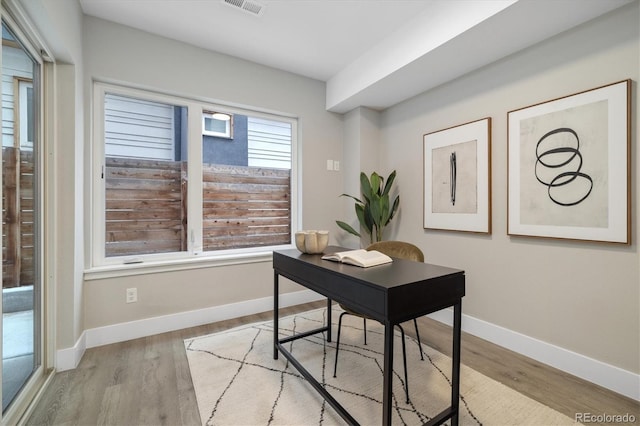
[
  {"left": 424, "top": 117, "right": 491, "bottom": 233},
  {"left": 507, "top": 79, "right": 631, "bottom": 244}
]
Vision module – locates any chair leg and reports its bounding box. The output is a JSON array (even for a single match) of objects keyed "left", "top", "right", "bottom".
[
  {"left": 413, "top": 318, "right": 424, "bottom": 360},
  {"left": 334, "top": 314, "right": 411, "bottom": 403},
  {"left": 333, "top": 311, "right": 348, "bottom": 378},
  {"left": 396, "top": 324, "right": 410, "bottom": 403}
]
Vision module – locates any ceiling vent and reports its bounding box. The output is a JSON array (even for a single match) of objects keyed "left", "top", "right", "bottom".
[{"left": 222, "top": 0, "right": 266, "bottom": 17}]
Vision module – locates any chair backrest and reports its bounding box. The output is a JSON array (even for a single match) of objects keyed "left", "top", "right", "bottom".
[{"left": 366, "top": 241, "right": 424, "bottom": 262}]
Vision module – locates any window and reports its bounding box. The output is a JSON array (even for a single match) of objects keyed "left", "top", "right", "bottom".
[
  {"left": 92, "top": 82, "right": 297, "bottom": 268},
  {"left": 105, "top": 93, "right": 180, "bottom": 161},
  {"left": 202, "top": 111, "right": 232, "bottom": 138},
  {"left": 247, "top": 116, "right": 292, "bottom": 168},
  {"left": 202, "top": 114, "right": 292, "bottom": 251},
  {"left": 18, "top": 79, "right": 33, "bottom": 149}
]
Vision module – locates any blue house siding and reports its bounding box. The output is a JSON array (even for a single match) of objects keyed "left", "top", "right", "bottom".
[{"left": 203, "top": 115, "right": 248, "bottom": 166}]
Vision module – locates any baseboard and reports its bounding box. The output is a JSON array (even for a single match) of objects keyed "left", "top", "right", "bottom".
[
  {"left": 55, "top": 329, "right": 86, "bottom": 372},
  {"left": 56, "top": 291, "right": 639, "bottom": 401},
  {"left": 427, "top": 309, "right": 640, "bottom": 401},
  {"left": 55, "top": 289, "right": 324, "bottom": 371}
]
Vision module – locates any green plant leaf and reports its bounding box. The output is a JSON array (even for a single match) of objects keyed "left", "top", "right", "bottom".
[
  {"left": 389, "top": 195, "right": 400, "bottom": 222},
  {"left": 381, "top": 195, "right": 390, "bottom": 225},
  {"left": 370, "top": 172, "right": 381, "bottom": 196},
  {"left": 360, "top": 203, "right": 373, "bottom": 235},
  {"left": 369, "top": 193, "right": 382, "bottom": 228},
  {"left": 335, "top": 170, "right": 399, "bottom": 243},
  {"left": 339, "top": 193, "right": 363, "bottom": 205},
  {"left": 382, "top": 170, "right": 396, "bottom": 197},
  {"left": 360, "top": 172, "right": 372, "bottom": 203},
  {"left": 336, "top": 220, "right": 360, "bottom": 237},
  {"left": 355, "top": 204, "right": 368, "bottom": 233}
]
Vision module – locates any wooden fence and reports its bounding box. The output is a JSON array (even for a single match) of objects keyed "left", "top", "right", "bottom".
[
  {"left": 202, "top": 164, "right": 291, "bottom": 250},
  {"left": 1, "top": 151, "right": 291, "bottom": 285},
  {"left": 105, "top": 156, "right": 187, "bottom": 257},
  {"left": 2, "top": 147, "right": 35, "bottom": 288},
  {"left": 105, "top": 158, "right": 290, "bottom": 257}
]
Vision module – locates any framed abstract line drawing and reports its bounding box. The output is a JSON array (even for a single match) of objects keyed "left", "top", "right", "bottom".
[
  {"left": 424, "top": 117, "right": 491, "bottom": 233},
  {"left": 507, "top": 79, "right": 631, "bottom": 244}
]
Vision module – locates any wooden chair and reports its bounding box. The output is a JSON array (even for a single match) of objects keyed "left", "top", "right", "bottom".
[{"left": 332, "top": 241, "right": 425, "bottom": 403}]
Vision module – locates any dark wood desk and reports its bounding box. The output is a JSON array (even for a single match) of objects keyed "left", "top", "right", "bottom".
[{"left": 273, "top": 246, "right": 465, "bottom": 426}]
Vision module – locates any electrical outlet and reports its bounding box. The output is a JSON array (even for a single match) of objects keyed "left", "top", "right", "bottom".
[
  {"left": 126, "top": 287, "right": 138, "bottom": 303},
  {"left": 333, "top": 160, "right": 340, "bottom": 171},
  {"left": 326, "top": 159, "right": 334, "bottom": 171}
]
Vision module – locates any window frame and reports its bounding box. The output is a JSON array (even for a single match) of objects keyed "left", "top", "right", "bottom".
[
  {"left": 88, "top": 82, "right": 299, "bottom": 278},
  {"left": 15, "top": 77, "right": 33, "bottom": 150},
  {"left": 202, "top": 111, "right": 233, "bottom": 139}
]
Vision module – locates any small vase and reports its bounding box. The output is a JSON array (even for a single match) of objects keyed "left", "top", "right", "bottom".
[
  {"left": 316, "top": 231, "right": 329, "bottom": 251},
  {"left": 295, "top": 231, "right": 307, "bottom": 252},
  {"left": 295, "top": 230, "right": 329, "bottom": 253}
]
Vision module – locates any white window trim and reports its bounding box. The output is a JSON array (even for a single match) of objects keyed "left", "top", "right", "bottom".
[
  {"left": 89, "top": 82, "right": 299, "bottom": 276},
  {"left": 202, "top": 111, "right": 233, "bottom": 138},
  {"left": 17, "top": 78, "right": 33, "bottom": 149}
]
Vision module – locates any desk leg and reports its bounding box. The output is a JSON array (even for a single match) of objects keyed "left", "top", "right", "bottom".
[
  {"left": 451, "top": 301, "right": 462, "bottom": 426},
  {"left": 274, "top": 271, "right": 279, "bottom": 360},
  {"left": 382, "top": 321, "right": 394, "bottom": 426},
  {"left": 326, "top": 298, "right": 332, "bottom": 342}
]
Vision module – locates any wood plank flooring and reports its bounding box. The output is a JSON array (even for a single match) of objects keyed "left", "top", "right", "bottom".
[{"left": 27, "top": 301, "right": 639, "bottom": 425}]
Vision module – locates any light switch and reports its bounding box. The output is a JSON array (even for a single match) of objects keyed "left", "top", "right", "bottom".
[{"left": 326, "top": 159, "right": 334, "bottom": 170}]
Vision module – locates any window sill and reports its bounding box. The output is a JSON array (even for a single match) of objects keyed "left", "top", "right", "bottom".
[{"left": 84, "top": 249, "right": 278, "bottom": 281}]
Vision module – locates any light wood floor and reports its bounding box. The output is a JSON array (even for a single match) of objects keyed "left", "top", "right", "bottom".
[{"left": 27, "top": 301, "right": 638, "bottom": 425}]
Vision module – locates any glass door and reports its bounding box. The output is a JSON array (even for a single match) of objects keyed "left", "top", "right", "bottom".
[{"left": 1, "top": 18, "right": 43, "bottom": 417}]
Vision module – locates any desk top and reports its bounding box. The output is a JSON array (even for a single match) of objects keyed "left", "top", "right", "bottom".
[{"left": 273, "top": 246, "right": 465, "bottom": 323}]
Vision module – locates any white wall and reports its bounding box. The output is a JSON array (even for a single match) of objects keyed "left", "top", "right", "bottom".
[
  {"left": 338, "top": 107, "right": 383, "bottom": 248},
  {"left": 379, "top": 2, "right": 639, "bottom": 380},
  {"left": 81, "top": 16, "right": 344, "bottom": 330},
  {"left": 18, "top": 0, "right": 85, "bottom": 355}
]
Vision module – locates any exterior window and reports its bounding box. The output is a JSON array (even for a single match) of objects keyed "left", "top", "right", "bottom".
[
  {"left": 105, "top": 93, "right": 180, "bottom": 161},
  {"left": 202, "top": 113, "right": 291, "bottom": 251},
  {"left": 18, "top": 79, "right": 34, "bottom": 149},
  {"left": 92, "top": 82, "right": 297, "bottom": 267},
  {"left": 247, "top": 117, "right": 292, "bottom": 168},
  {"left": 103, "top": 93, "right": 188, "bottom": 257},
  {"left": 202, "top": 111, "right": 232, "bottom": 138}
]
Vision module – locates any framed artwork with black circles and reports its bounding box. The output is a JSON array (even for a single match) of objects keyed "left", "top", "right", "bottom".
[{"left": 507, "top": 79, "right": 631, "bottom": 244}]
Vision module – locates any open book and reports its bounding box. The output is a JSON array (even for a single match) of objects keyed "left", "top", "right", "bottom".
[{"left": 321, "top": 249, "right": 392, "bottom": 268}]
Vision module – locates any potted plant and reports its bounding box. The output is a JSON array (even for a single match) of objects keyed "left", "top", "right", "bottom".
[{"left": 336, "top": 170, "right": 400, "bottom": 244}]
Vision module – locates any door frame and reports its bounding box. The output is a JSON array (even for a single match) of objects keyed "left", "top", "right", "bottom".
[{"left": 0, "top": 3, "right": 55, "bottom": 425}]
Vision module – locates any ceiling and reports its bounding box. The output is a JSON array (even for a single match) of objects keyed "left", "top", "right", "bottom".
[{"left": 79, "top": 0, "right": 634, "bottom": 113}]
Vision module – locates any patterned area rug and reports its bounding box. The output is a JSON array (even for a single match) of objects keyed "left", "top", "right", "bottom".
[{"left": 185, "top": 307, "right": 577, "bottom": 425}]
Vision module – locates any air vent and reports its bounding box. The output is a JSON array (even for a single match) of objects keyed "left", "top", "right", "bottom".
[{"left": 222, "top": 0, "right": 266, "bottom": 17}]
